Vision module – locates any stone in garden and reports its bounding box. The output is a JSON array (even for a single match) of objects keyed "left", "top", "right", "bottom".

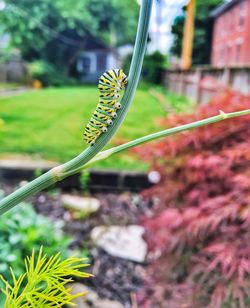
[
  {"left": 68, "top": 283, "right": 123, "bottom": 308},
  {"left": 91, "top": 225, "right": 147, "bottom": 263},
  {"left": 61, "top": 194, "right": 100, "bottom": 217},
  {"left": 148, "top": 170, "right": 161, "bottom": 184}
]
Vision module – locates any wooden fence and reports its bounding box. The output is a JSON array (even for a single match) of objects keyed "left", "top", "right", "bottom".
[{"left": 162, "top": 66, "right": 250, "bottom": 103}]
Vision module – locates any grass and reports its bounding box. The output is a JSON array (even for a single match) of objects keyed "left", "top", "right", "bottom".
[
  {"left": 0, "top": 83, "right": 22, "bottom": 90},
  {"left": 0, "top": 85, "right": 189, "bottom": 170}
]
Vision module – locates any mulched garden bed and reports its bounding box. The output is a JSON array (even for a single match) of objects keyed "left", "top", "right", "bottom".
[
  {"left": 32, "top": 190, "right": 153, "bottom": 306},
  {"left": 1, "top": 182, "right": 155, "bottom": 307}
]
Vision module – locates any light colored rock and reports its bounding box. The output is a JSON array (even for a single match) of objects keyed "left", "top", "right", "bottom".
[
  {"left": 148, "top": 170, "right": 161, "bottom": 184},
  {"left": 91, "top": 225, "right": 147, "bottom": 263},
  {"left": 68, "top": 283, "right": 123, "bottom": 308},
  {"left": 61, "top": 194, "right": 100, "bottom": 216}
]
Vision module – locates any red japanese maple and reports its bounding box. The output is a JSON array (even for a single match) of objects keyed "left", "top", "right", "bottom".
[{"left": 135, "top": 91, "right": 250, "bottom": 307}]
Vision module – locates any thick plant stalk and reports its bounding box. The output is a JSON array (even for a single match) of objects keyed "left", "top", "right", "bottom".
[{"left": 0, "top": 0, "right": 153, "bottom": 215}]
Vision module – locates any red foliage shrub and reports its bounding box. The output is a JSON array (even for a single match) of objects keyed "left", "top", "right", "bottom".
[{"left": 135, "top": 91, "right": 250, "bottom": 307}]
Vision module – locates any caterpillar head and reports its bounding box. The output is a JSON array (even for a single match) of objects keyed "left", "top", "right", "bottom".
[{"left": 118, "top": 70, "right": 128, "bottom": 88}]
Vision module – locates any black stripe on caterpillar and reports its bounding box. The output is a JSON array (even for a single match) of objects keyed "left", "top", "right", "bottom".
[{"left": 83, "top": 69, "right": 128, "bottom": 146}]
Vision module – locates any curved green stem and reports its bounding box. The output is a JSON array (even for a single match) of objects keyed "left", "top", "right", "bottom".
[
  {"left": 0, "top": 0, "right": 153, "bottom": 215},
  {"left": 64, "top": 109, "right": 250, "bottom": 173}
]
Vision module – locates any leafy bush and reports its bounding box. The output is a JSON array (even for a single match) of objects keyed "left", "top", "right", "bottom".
[
  {"left": 135, "top": 91, "right": 250, "bottom": 307},
  {"left": 0, "top": 197, "right": 69, "bottom": 304},
  {"left": 0, "top": 48, "right": 14, "bottom": 64},
  {"left": 123, "top": 51, "right": 168, "bottom": 84},
  {"left": 28, "top": 60, "right": 76, "bottom": 87}
]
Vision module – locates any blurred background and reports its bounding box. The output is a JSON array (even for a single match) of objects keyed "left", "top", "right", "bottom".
[{"left": 0, "top": 0, "right": 250, "bottom": 307}]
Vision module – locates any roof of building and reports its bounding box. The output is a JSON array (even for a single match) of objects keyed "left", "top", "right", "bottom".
[{"left": 210, "top": 0, "right": 242, "bottom": 18}]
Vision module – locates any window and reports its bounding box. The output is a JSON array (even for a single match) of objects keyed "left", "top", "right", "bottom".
[
  {"left": 230, "top": 10, "right": 234, "bottom": 30},
  {"left": 239, "top": 1, "right": 246, "bottom": 27},
  {"left": 227, "top": 46, "right": 231, "bottom": 63},
  {"left": 220, "top": 47, "right": 224, "bottom": 64},
  {"left": 97, "top": 53, "right": 107, "bottom": 71},
  {"left": 215, "top": 19, "right": 221, "bottom": 39},
  {"left": 236, "top": 43, "right": 241, "bottom": 62},
  {"left": 78, "top": 56, "right": 91, "bottom": 73}
]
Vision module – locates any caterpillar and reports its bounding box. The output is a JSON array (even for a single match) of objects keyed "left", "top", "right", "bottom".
[{"left": 83, "top": 69, "right": 128, "bottom": 146}]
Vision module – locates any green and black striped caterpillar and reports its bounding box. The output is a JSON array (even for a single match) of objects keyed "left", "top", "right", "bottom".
[{"left": 83, "top": 69, "right": 128, "bottom": 146}]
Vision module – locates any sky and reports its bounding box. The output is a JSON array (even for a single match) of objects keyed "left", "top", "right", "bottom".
[{"left": 148, "top": 0, "right": 189, "bottom": 54}]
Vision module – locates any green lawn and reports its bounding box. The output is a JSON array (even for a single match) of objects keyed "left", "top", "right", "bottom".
[
  {"left": 0, "top": 86, "right": 189, "bottom": 170},
  {"left": 0, "top": 83, "right": 21, "bottom": 89},
  {"left": 0, "top": 86, "right": 163, "bottom": 170}
]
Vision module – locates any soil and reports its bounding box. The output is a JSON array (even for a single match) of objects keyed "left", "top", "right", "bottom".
[{"left": 1, "top": 183, "right": 155, "bottom": 307}]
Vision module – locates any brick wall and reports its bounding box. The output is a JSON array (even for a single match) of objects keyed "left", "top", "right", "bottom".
[{"left": 211, "top": 0, "right": 250, "bottom": 66}]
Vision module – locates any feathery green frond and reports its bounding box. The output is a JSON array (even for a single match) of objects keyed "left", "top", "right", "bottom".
[{"left": 0, "top": 248, "right": 92, "bottom": 308}]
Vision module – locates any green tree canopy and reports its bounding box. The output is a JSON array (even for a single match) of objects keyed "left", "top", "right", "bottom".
[
  {"left": 0, "top": 0, "right": 139, "bottom": 64},
  {"left": 171, "top": 0, "right": 221, "bottom": 65}
]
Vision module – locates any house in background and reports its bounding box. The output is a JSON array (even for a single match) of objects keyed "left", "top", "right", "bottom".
[
  {"left": 163, "top": 0, "right": 250, "bottom": 103},
  {"left": 0, "top": 29, "right": 131, "bottom": 84},
  {"left": 70, "top": 32, "right": 136, "bottom": 83},
  {"left": 211, "top": 0, "right": 250, "bottom": 67},
  {"left": 70, "top": 36, "right": 124, "bottom": 83}
]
